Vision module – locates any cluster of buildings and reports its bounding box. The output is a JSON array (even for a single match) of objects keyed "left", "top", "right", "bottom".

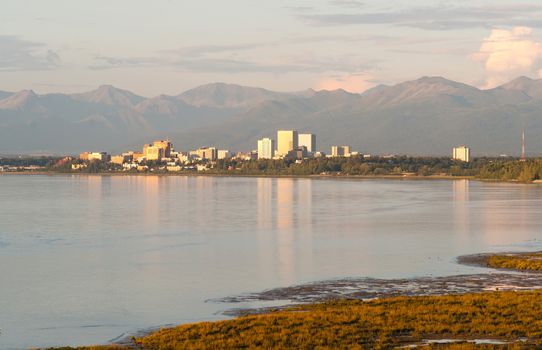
[
  {"left": 257, "top": 130, "right": 358, "bottom": 160},
  {"left": 79, "top": 140, "right": 237, "bottom": 171},
  {"left": 78, "top": 129, "right": 364, "bottom": 171},
  {"left": 77, "top": 131, "right": 473, "bottom": 172}
]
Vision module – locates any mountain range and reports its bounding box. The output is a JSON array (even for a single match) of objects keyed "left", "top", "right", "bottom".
[{"left": 1, "top": 76, "right": 541, "bottom": 156}]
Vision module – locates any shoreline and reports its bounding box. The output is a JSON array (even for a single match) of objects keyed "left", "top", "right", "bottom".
[
  {"left": 0, "top": 171, "right": 490, "bottom": 182},
  {"left": 49, "top": 249, "right": 542, "bottom": 349},
  {"left": 94, "top": 251, "right": 542, "bottom": 348},
  {"left": 2, "top": 171, "right": 534, "bottom": 185}
]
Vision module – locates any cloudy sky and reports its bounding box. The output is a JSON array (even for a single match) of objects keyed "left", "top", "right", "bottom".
[{"left": 2, "top": 0, "right": 542, "bottom": 96}]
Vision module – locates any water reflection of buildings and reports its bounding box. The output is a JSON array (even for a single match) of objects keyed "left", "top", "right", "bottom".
[
  {"left": 257, "top": 178, "right": 313, "bottom": 286},
  {"left": 481, "top": 184, "right": 532, "bottom": 246},
  {"left": 452, "top": 179, "right": 470, "bottom": 236},
  {"left": 84, "top": 175, "right": 105, "bottom": 225}
]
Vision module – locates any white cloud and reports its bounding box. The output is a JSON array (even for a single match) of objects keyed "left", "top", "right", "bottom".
[{"left": 473, "top": 27, "right": 542, "bottom": 88}]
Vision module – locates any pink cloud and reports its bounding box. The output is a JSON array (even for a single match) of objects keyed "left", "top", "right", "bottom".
[{"left": 316, "top": 73, "right": 375, "bottom": 93}]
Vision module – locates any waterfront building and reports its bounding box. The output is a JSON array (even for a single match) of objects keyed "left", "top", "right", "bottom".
[
  {"left": 331, "top": 146, "right": 351, "bottom": 157},
  {"left": 71, "top": 163, "right": 87, "bottom": 170},
  {"left": 217, "top": 150, "right": 232, "bottom": 160},
  {"left": 287, "top": 146, "right": 308, "bottom": 160},
  {"left": 132, "top": 152, "right": 145, "bottom": 162},
  {"left": 298, "top": 133, "right": 316, "bottom": 153},
  {"left": 86, "top": 152, "right": 111, "bottom": 162},
  {"left": 192, "top": 147, "right": 217, "bottom": 161},
  {"left": 79, "top": 152, "right": 91, "bottom": 161},
  {"left": 144, "top": 145, "right": 164, "bottom": 161},
  {"left": 277, "top": 130, "right": 298, "bottom": 157},
  {"left": 166, "top": 165, "right": 182, "bottom": 172},
  {"left": 235, "top": 151, "right": 258, "bottom": 161},
  {"left": 452, "top": 146, "right": 470, "bottom": 162},
  {"left": 111, "top": 153, "right": 133, "bottom": 165},
  {"left": 257, "top": 138, "right": 275, "bottom": 159},
  {"left": 314, "top": 151, "right": 325, "bottom": 158},
  {"left": 152, "top": 140, "right": 172, "bottom": 158},
  {"left": 178, "top": 153, "right": 194, "bottom": 164}
]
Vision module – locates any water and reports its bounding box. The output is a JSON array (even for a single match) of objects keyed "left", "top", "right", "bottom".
[{"left": 1, "top": 175, "right": 542, "bottom": 349}]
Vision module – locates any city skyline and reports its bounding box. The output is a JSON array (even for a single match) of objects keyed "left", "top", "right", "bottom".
[{"left": 5, "top": 2, "right": 542, "bottom": 349}]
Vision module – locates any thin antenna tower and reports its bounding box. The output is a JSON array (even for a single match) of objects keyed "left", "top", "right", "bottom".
[{"left": 521, "top": 129, "right": 526, "bottom": 161}]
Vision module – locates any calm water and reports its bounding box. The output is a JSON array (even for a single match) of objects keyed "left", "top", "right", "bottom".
[{"left": 1, "top": 175, "right": 542, "bottom": 349}]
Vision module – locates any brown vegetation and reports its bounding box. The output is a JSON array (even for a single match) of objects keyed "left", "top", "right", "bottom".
[{"left": 487, "top": 252, "right": 542, "bottom": 271}]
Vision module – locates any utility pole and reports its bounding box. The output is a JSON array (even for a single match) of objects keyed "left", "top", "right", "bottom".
[{"left": 521, "top": 129, "right": 526, "bottom": 161}]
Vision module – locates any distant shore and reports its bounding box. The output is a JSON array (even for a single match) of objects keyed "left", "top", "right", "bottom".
[
  {"left": 1, "top": 171, "right": 534, "bottom": 184},
  {"left": 0, "top": 171, "right": 484, "bottom": 182}
]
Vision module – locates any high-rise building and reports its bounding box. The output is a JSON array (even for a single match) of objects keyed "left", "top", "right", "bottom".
[
  {"left": 145, "top": 146, "right": 164, "bottom": 161},
  {"left": 452, "top": 146, "right": 470, "bottom": 162},
  {"left": 257, "top": 138, "right": 275, "bottom": 159},
  {"left": 298, "top": 133, "right": 316, "bottom": 153},
  {"left": 277, "top": 130, "right": 298, "bottom": 157},
  {"left": 331, "top": 146, "right": 351, "bottom": 157},
  {"left": 152, "top": 140, "right": 172, "bottom": 158}
]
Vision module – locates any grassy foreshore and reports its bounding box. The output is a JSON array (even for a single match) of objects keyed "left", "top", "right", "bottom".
[
  {"left": 48, "top": 290, "right": 542, "bottom": 349},
  {"left": 462, "top": 251, "right": 542, "bottom": 272},
  {"left": 46, "top": 251, "right": 542, "bottom": 350}
]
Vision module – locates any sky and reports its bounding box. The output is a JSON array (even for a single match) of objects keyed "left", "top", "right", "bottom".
[{"left": 2, "top": 0, "right": 542, "bottom": 96}]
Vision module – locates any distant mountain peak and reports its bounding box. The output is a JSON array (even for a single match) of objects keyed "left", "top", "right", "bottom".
[
  {"left": 73, "top": 85, "right": 145, "bottom": 107},
  {"left": 0, "top": 89, "right": 40, "bottom": 110},
  {"left": 178, "top": 82, "right": 291, "bottom": 108},
  {"left": 499, "top": 75, "right": 542, "bottom": 99}
]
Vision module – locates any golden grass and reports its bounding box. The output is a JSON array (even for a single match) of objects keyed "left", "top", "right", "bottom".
[
  {"left": 487, "top": 252, "right": 542, "bottom": 271},
  {"left": 50, "top": 290, "right": 542, "bottom": 349}
]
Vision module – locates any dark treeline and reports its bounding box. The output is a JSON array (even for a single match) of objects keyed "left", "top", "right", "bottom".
[
  {"left": 210, "top": 156, "right": 542, "bottom": 182},
  {"left": 0, "top": 156, "right": 62, "bottom": 167},
  {"left": 5, "top": 155, "right": 542, "bottom": 182},
  {"left": 211, "top": 156, "right": 493, "bottom": 178}
]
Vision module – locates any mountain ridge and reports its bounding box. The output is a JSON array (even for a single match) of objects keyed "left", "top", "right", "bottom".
[{"left": 1, "top": 76, "right": 542, "bottom": 155}]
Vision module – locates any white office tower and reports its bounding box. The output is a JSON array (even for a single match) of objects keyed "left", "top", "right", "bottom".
[
  {"left": 452, "top": 146, "right": 470, "bottom": 162},
  {"left": 257, "top": 138, "right": 275, "bottom": 159}
]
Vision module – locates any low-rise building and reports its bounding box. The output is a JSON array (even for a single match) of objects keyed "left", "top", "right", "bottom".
[
  {"left": 88, "top": 152, "right": 111, "bottom": 162},
  {"left": 235, "top": 151, "right": 258, "bottom": 161},
  {"left": 71, "top": 163, "right": 87, "bottom": 170},
  {"left": 331, "top": 146, "right": 351, "bottom": 157},
  {"left": 166, "top": 165, "right": 182, "bottom": 172},
  {"left": 111, "top": 154, "right": 131, "bottom": 165},
  {"left": 218, "top": 149, "right": 232, "bottom": 160},
  {"left": 79, "top": 152, "right": 91, "bottom": 161},
  {"left": 287, "top": 146, "right": 308, "bottom": 160},
  {"left": 123, "top": 163, "right": 137, "bottom": 170},
  {"left": 191, "top": 147, "right": 217, "bottom": 161}
]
